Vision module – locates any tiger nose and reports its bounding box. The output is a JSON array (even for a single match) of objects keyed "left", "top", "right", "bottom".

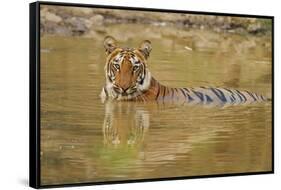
[
  {"left": 113, "top": 85, "right": 129, "bottom": 93},
  {"left": 121, "top": 87, "right": 130, "bottom": 92}
]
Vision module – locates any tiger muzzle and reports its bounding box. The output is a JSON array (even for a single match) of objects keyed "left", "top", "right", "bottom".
[{"left": 113, "top": 85, "right": 137, "bottom": 96}]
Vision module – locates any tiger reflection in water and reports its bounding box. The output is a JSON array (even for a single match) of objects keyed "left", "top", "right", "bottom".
[{"left": 102, "top": 101, "right": 150, "bottom": 146}]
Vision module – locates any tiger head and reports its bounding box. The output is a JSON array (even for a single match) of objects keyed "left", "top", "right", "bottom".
[{"left": 102, "top": 36, "right": 152, "bottom": 100}]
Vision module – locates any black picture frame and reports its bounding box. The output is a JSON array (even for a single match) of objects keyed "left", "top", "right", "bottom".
[{"left": 29, "top": 1, "right": 274, "bottom": 189}]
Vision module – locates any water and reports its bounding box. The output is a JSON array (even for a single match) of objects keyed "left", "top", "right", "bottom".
[{"left": 40, "top": 25, "right": 272, "bottom": 185}]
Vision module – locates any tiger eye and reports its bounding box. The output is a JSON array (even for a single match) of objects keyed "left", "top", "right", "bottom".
[
  {"left": 133, "top": 65, "right": 139, "bottom": 71},
  {"left": 113, "top": 64, "right": 120, "bottom": 70}
]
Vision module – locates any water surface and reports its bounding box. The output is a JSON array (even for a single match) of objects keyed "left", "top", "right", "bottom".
[{"left": 40, "top": 24, "right": 272, "bottom": 185}]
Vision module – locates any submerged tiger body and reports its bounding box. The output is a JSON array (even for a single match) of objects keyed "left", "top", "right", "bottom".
[{"left": 100, "top": 36, "right": 268, "bottom": 106}]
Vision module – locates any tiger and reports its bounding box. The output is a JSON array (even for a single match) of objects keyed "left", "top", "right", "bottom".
[{"left": 100, "top": 36, "right": 269, "bottom": 106}]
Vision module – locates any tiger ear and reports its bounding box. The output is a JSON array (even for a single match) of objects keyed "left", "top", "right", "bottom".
[
  {"left": 104, "top": 36, "right": 117, "bottom": 54},
  {"left": 138, "top": 40, "right": 152, "bottom": 59}
]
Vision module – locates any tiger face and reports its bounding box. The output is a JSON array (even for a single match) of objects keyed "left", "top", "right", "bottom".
[{"left": 102, "top": 36, "right": 152, "bottom": 100}]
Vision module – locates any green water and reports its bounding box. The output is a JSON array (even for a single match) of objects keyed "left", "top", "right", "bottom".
[{"left": 40, "top": 25, "right": 272, "bottom": 185}]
